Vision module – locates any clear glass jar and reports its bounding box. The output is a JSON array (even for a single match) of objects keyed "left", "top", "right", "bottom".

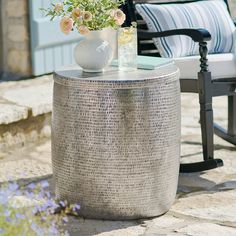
[{"left": 118, "top": 27, "right": 137, "bottom": 71}]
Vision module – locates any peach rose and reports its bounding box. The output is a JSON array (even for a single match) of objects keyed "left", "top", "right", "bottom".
[
  {"left": 83, "top": 11, "right": 93, "bottom": 22},
  {"left": 54, "top": 3, "right": 63, "bottom": 13},
  {"left": 113, "top": 9, "right": 126, "bottom": 26},
  {"left": 71, "top": 8, "right": 82, "bottom": 20},
  {"left": 60, "top": 17, "right": 74, "bottom": 34},
  {"left": 77, "top": 25, "right": 90, "bottom": 35}
]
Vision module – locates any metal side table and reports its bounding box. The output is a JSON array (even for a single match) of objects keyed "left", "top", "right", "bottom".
[{"left": 52, "top": 65, "right": 180, "bottom": 220}]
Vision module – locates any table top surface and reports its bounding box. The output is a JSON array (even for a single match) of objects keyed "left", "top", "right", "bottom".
[{"left": 54, "top": 64, "right": 179, "bottom": 83}]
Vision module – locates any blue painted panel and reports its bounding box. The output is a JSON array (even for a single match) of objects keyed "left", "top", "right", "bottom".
[
  {"left": 62, "top": 44, "right": 72, "bottom": 65},
  {"left": 29, "top": 0, "right": 82, "bottom": 76},
  {"left": 32, "top": 19, "right": 81, "bottom": 49},
  {"left": 53, "top": 46, "right": 63, "bottom": 70}
]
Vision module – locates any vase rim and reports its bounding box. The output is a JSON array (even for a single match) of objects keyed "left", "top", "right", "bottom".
[{"left": 86, "top": 30, "right": 105, "bottom": 38}]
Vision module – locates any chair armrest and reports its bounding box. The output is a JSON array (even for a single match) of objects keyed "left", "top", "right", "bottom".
[{"left": 138, "top": 28, "right": 211, "bottom": 43}]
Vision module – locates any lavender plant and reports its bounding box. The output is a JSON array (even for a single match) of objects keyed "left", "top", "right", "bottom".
[{"left": 0, "top": 180, "right": 80, "bottom": 236}]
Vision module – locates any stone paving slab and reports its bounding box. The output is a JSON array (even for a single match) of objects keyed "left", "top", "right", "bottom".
[
  {"left": 173, "top": 189, "right": 236, "bottom": 224},
  {"left": 0, "top": 75, "right": 53, "bottom": 124},
  {"left": 2, "top": 83, "right": 53, "bottom": 116},
  {"left": 0, "top": 103, "right": 28, "bottom": 124},
  {"left": 175, "top": 223, "right": 236, "bottom": 236},
  {"left": 0, "top": 75, "right": 53, "bottom": 150},
  {"left": 0, "top": 93, "right": 236, "bottom": 235},
  {"left": 0, "top": 139, "right": 52, "bottom": 181}
]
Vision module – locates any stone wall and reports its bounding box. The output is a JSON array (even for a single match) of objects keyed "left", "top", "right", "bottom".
[{"left": 1, "top": 0, "right": 31, "bottom": 77}]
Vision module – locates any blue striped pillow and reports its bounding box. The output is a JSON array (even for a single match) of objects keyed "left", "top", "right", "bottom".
[{"left": 136, "top": 0, "right": 236, "bottom": 58}]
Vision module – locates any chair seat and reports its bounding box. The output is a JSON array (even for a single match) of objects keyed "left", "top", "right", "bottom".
[{"left": 174, "top": 53, "right": 236, "bottom": 79}]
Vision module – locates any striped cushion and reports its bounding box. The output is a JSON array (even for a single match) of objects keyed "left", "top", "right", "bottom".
[{"left": 136, "top": 0, "right": 236, "bottom": 58}]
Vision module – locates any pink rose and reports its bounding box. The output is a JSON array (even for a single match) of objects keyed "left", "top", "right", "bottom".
[
  {"left": 113, "top": 9, "right": 126, "bottom": 26},
  {"left": 71, "top": 8, "right": 82, "bottom": 20},
  {"left": 60, "top": 17, "right": 74, "bottom": 34},
  {"left": 77, "top": 25, "right": 90, "bottom": 35},
  {"left": 83, "top": 11, "right": 93, "bottom": 22}
]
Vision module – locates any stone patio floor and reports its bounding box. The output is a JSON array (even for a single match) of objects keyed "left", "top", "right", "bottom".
[{"left": 0, "top": 76, "right": 236, "bottom": 235}]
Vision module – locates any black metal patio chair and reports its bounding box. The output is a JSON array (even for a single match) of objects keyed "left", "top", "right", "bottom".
[{"left": 123, "top": 0, "right": 236, "bottom": 173}]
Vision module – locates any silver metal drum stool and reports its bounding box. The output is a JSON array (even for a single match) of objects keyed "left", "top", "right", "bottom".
[{"left": 52, "top": 66, "right": 180, "bottom": 220}]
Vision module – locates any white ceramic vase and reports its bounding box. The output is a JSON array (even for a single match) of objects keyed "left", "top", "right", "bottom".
[{"left": 74, "top": 30, "right": 113, "bottom": 72}]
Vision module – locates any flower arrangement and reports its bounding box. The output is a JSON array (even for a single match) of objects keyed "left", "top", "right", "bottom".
[
  {"left": 42, "top": 0, "right": 126, "bottom": 35},
  {"left": 0, "top": 180, "right": 80, "bottom": 235}
]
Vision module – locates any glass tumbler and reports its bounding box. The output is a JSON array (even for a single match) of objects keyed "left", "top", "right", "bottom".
[{"left": 118, "top": 27, "right": 137, "bottom": 71}]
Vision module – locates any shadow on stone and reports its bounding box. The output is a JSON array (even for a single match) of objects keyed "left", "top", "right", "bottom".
[
  {"left": 0, "top": 174, "right": 53, "bottom": 187},
  {"left": 213, "top": 180, "right": 236, "bottom": 191},
  {"left": 182, "top": 140, "right": 236, "bottom": 151},
  {"left": 66, "top": 217, "right": 142, "bottom": 236},
  {"left": 177, "top": 172, "right": 217, "bottom": 194}
]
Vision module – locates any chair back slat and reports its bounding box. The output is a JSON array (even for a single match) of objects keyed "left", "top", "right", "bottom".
[
  {"left": 137, "top": 20, "right": 148, "bottom": 30},
  {"left": 139, "top": 51, "right": 160, "bottom": 57},
  {"left": 139, "top": 40, "right": 158, "bottom": 50}
]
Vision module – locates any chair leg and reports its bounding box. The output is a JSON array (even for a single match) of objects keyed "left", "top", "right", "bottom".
[
  {"left": 200, "top": 100, "right": 214, "bottom": 160},
  {"left": 199, "top": 75, "right": 214, "bottom": 161},
  {"left": 214, "top": 95, "right": 236, "bottom": 145},
  {"left": 180, "top": 71, "right": 223, "bottom": 173},
  {"left": 228, "top": 95, "right": 236, "bottom": 136}
]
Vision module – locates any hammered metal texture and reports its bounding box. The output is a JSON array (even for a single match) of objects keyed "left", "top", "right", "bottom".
[{"left": 52, "top": 66, "right": 181, "bottom": 220}]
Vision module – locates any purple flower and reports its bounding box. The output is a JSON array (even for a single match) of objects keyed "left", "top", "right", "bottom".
[
  {"left": 31, "top": 223, "right": 37, "bottom": 231},
  {"left": 45, "top": 191, "right": 51, "bottom": 198},
  {"left": 0, "top": 195, "right": 8, "bottom": 205},
  {"left": 0, "top": 188, "right": 10, "bottom": 196},
  {"left": 0, "top": 228, "right": 5, "bottom": 234},
  {"left": 74, "top": 204, "right": 81, "bottom": 210},
  {"left": 37, "top": 191, "right": 45, "bottom": 200},
  {"left": 4, "top": 210, "right": 11, "bottom": 217},
  {"left": 6, "top": 217, "right": 11, "bottom": 222},
  {"left": 31, "top": 223, "right": 44, "bottom": 236},
  {"left": 25, "top": 190, "right": 35, "bottom": 199},
  {"left": 46, "top": 199, "right": 59, "bottom": 209},
  {"left": 15, "top": 213, "right": 25, "bottom": 220},
  {"left": 59, "top": 201, "right": 66, "bottom": 207},
  {"left": 72, "top": 204, "right": 81, "bottom": 212},
  {"left": 40, "top": 180, "right": 49, "bottom": 188},
  {"left": 49, "top": 225, "right": 59, "bottom": 236},
  {"left": 62, "top": 216, "right": 68, "bottom": 223},
  {"left": 28, "top": 183, "right": 36, "bottom": 190},
  {"left": 14, "top": 189, "right": 22, "bottom": 196},
  {"left": 8, "top": 182, "right": 19, "bottom": 192},
  {"left": 37, "top": 205, "right": 47, "bottom": 213}
]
